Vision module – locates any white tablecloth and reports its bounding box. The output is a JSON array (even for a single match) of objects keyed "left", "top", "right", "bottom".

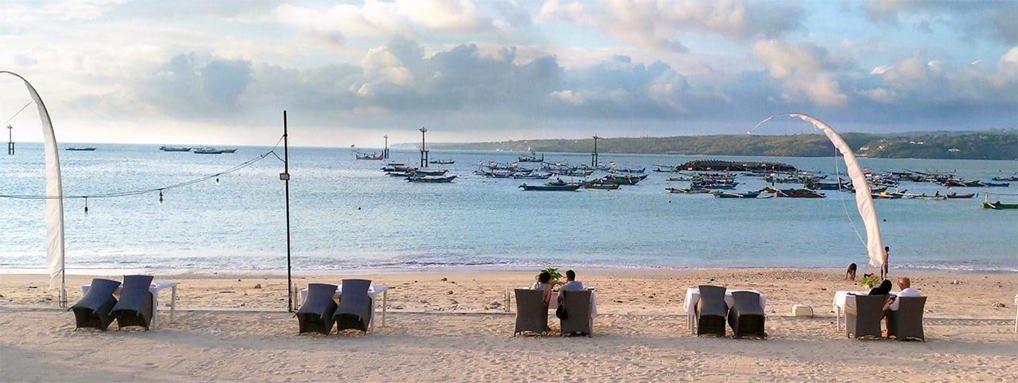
[
  {"left": 683, "top": 287, "right": 767, "bottom": 315},
  {"left": 832, "top": 290, "right": 870, "bottom": 313},
  {"left": 297, "top": 284, "right": 388, "bottom": 329},
  {"left": 81, "top": 281, "right": 178, "bottom": 329}
]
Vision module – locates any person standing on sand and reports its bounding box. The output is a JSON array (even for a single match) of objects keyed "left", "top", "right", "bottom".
[{"left": 881, "top": 246, "right": 890, "bottom": 280}]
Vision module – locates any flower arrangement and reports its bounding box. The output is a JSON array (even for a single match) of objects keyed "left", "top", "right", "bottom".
[
  {"left": 538, "top": 267, "right": 563, "bottom": 281},
  {"left": 861, "top": 273, "right": 880, "bottom": 289}
]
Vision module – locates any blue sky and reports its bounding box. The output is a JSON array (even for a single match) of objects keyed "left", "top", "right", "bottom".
[{"left": 1, "top": 0, "right": 1015, "bottom": 147}]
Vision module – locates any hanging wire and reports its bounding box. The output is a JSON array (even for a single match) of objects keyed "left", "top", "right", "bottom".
[
  {"left": 832, "top": 145, "right": 867, "bottom": 247},
  {"left": 4, "top": 100, "right": 33, "bottom": 125},
  {"left": 0, "top": 135, "right": 285, "bottom": 201}
]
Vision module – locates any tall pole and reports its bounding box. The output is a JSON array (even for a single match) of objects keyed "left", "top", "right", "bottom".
[
  {"left": 383, "top": 135, "right": 389, "bottom": 159},
  {"left": 7, "top": 125, "right": 13, "bottom": 155},
  {"left": 419, "top": 127, "right": 428, "bottom": 168},
  {"left": 592, "top": 135, "right": 600, "bottom": 167},
  {"left": 282, "top": 111, "right": 293, "bottom": 312}
]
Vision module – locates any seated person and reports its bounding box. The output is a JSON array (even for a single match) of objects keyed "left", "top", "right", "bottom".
[
  {"left": 557, "top": 269, "right": 584, "bottom": 305},
  {"left": 884, "top": 277, "right": 922, "bottom": 312},
  {"left": 531, "top": 271, "right": 554, "bottom": 304},
  {"left": 868, "top": 279, "right": 893, "bottom": 310}
]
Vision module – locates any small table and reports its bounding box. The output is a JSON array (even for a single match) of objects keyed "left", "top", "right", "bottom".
[
  {"left": 297, "top": 284, "right": 387, "bottom": 331},
  {"left": 81, "top": 282, "right": 178, "bottom": 329},
  {"left": 832, "top": 290, "right": 900, "bottom": 331},
  {"left": 684, "top": 287, "right": 767, "bottom": 334}
]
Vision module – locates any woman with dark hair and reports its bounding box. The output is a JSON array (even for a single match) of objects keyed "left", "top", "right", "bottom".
[
  {"left": 532, "top": 271, "right": 554, "bottom": 304},
  {"left": 868, "top": 280, "right": 892, "bottom": 296}
]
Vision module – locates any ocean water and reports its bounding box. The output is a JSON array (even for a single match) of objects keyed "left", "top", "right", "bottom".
[{"left": 1, "top": 143, "right": 1017, "bottom": 273}]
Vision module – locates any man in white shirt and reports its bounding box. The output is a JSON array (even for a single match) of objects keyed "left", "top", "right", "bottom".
[
  {"left": 885, "top": 277, "right": 922, "bottom": 312},
  {"left": 557, "top": 270, "right": 584, "bottom": 305}
]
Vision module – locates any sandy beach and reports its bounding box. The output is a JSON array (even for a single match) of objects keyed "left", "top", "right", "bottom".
[{"left": 2, "top": 268, "right": 1017, "bottom": 382}]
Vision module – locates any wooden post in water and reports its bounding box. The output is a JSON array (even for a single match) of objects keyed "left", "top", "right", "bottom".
[
  {"left": 419, "top": 127, "right": 429, "bottom": 167},
  {"left": 281, "top": 111, "right": 293, "bottom": 312}
]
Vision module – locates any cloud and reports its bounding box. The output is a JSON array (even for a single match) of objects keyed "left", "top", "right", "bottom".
[
  {"left": 137, "top": 53, "right": 252, "bottom": 117},
  {"left": 272, "top": 0, "right": 492, "bottom": 43},
  {"left": 539, "top": 0, "right": 803, "bottom": 52},
  {"left": 861, "top": 0, "right": 1018, "bottom": 44},
  {"left": 753, "top": 39, "right": 847, "bottom": 107}
]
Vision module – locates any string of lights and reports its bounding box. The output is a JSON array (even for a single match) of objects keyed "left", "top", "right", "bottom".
[{"left": 0, "top": 135, "right": 286, "bottom": 206}]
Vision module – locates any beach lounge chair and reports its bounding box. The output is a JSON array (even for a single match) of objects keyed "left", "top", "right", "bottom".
[
  {"left": 846, "top": 294, "right": 884, "bottom": 339},
  {"left": 333, "top": 279, "right": 373, "bottom": 333},
  {"left": 728, "top": 291, "right": 766, "bottom": 339},
  {"left": 886, "top": 296, "right": 926, "bottom": 341},
  {"left": 514, "top": 289, "right": 549, "bottom": 336},
  {"left": 296, "top": 283, "right": 338, "bottom": 335},
  {"left": 696, "top": 285, "right": 728, "bottom": 336},
  {"left": 559, "top": 290, "right": 593, "bottom": 337},
  {"left": 110, "top": 275, "right": 155, "bottom": 330},
  {"left": 70, "top": 278, "right": 121, "bottom": 331}
]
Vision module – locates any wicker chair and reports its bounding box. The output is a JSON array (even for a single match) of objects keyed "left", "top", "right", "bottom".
[
  {"left": 728, "top": 291, "right": 766, "bottom": 339},
  {"left": 333, "top": 279, "right": 373, "bottom": 333},
  {"left": 846, "top": 294, "right": 885, "bottom": 339},
  {"left": 886, "top": 296, "right": 926, "bottom": 341},
  {"left": 110, "top": 275, "right": 155, "bottom": 330},
  {"left": 70, "top": 278, "right": 121, "bottom": 331},
  {"left": 696, "top": 285, "right": 728, "bottom": 336},
  {"left": 296, "top": 283, "right": 338, "bottom": 335},
  {"left": 514, "top": 289, "right": 549, "bottom": 336},
  {"left": 559, "top": 290, "right": 593, "bottom": 337}
]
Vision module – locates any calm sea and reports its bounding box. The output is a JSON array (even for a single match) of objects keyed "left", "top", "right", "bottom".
[{"left": 2, "top": 143, "right": 1017, "bottom": 273}]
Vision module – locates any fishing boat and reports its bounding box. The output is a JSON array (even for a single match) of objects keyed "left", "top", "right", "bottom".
[
  {"left": 612, "top": 167, "right": 646, "bottom": 174},
  {"left": 872, "top": 191, "right": 906, "bottom": 199},
  {"left": 991, "top": 176, "right": 1018, "bottom": 182},
  {"left": 513, "top": 172, "right": 552, "bottom": 179},
  {"left": 220, "top": 148, "right": 237, "bottom": 153},
  {"left": 66, "top": 147, "right": 96, "bottom": 151},
  {"left": 382, "top": 163, "right": 412, "bottom": 172},
  {"left": 429, "top": 159, "right": 455, "bottom": 165},
  {"left": 711, "top": 190, "right": 761, "bottom": 199},
  {"left": 763, "top": 187, "right": 825, "bottom": 198},
  {"left": 804, "top": 180, "right": 841, "bottom": 190},
  {"left": 983, "top": 182, "right": 1010, "bottom": 187},
  {"left": 193, "top": 147, "right": 224, "bottom": 154},
  {"left": 159, "top": 146, "right": 191, "bottom": 152},
  {"left": 946, "top": 192, "right": 976, "bottom": 199},
  {"left": 412, "top": 168, "right": 448, "bottom": 176},
  {"left": 583, "top": 179, "right": 621, "bottom": 190},
  {"left": 518, "top": 149, "right": 544, "bottom": 163},
  {"left": 943, "top": 179, "right": 983, "bottom": 187},
  {"left": 604, "top": 173, "right": 647, "bottom": 185},
  {"left": 520, "top": 178, "right": 582, "bottom": 191},
  {"left": 407, "top": 175, "right": 456, "bottom": 183},
  {"left": 387, "top": 170, "right": 415, "bottom": 177},
  {"left": 666, "top": 187, "right": 709, "bottom": 194},
  {"left": 983, "top": 201, "right": 1018, "bottom": 209},
  {"left": 356, "top": 152, "right": 383, "bottom": 160}
]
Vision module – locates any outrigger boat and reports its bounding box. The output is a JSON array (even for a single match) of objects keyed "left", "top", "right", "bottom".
[
  {"left": 763, "top": 187, "right": 825, "bottom": 198},
  {"left": 412, "top": 168, "right": 448, "bottom": 176},
  {"left": 518, "top": 148, "right": 544, "bottom": 162},
  {"left": 513, "top": 172, "right": 552, "bottom": 179},
  {"left": 407, "top": 175, "right": 457, "bottom": 183},
  {"left": 159, "top": 146, "right": 191, "bottom": 152},
  {"left": 66, "top": 147, "right": 96, "bottom": 151},
  {"left": 583, "top": 179, "right": 621, "bottom": 190},
  {"left": 711, "top": 190, "right": 761, "bottom": 199},
  {"left": 946, "top": 192, "right": 976, "bottom": 199},
  {"left": 382, "top": 163, "right": 413, "bottom": 172},
  {"left": 666, "top": 187, "right": 709, "bottom": 194},
  {"left": 194, "top": 147, "right": 224, "bottom": 154},
  {"left": 991, "top": 176, "right": 1018, "bottom": 182},
  {"left": 520, "top": 178, "right": 582, "bottom": 191},
  {"left": 429, "top": 159, "right": 455, "bottom": 165},
  {"left": 983, "top": 182, "right": 1010, "bottom": 187},
  {"left": 983, "top": 200, "right": 1018, "bottom": 209}
]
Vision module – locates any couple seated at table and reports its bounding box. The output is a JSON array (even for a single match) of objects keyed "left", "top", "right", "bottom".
[
  {"left": 531, "top": 269, "right": 583, "bottom": 305},
  {"left": 867, "top": 277, "right": 922, "bottom": 335}
]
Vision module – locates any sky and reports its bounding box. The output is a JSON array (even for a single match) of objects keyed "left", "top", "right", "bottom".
[{"left": 1, "top": 0, "right": 1016, "bottom": 147}]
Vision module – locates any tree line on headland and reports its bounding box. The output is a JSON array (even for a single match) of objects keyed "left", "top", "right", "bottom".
[{"left": 423, "top": 131, "right": 1017, "bottom": 160}]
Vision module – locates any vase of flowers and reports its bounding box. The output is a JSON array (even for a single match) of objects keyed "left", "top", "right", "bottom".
[{"left": 861, "top": 273, "right": 880, "bottom": 289}]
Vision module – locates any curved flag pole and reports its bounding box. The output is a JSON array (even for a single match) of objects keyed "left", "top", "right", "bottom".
[
  {"left": 1, "top": 71, "right": 67, "bottom": 306},
  {"left": 757, "top": 113, "right": 885, "bottom": 267}
]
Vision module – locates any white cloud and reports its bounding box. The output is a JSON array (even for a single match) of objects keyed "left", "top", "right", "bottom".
[
  {"left": 753, "top": 39, "right": 847, "bottom": 107},
  {"left": 272, "top": 0, "right": 492, "bottom": 43}
]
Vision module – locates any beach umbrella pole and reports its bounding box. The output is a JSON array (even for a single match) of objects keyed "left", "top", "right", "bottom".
[{"left": 281, "top": 111, "right": 293, "bottom": 312}]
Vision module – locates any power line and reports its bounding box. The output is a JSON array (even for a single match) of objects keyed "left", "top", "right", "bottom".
[{"left": 0, "top": 135, "right": 285, "bottom": 201}]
